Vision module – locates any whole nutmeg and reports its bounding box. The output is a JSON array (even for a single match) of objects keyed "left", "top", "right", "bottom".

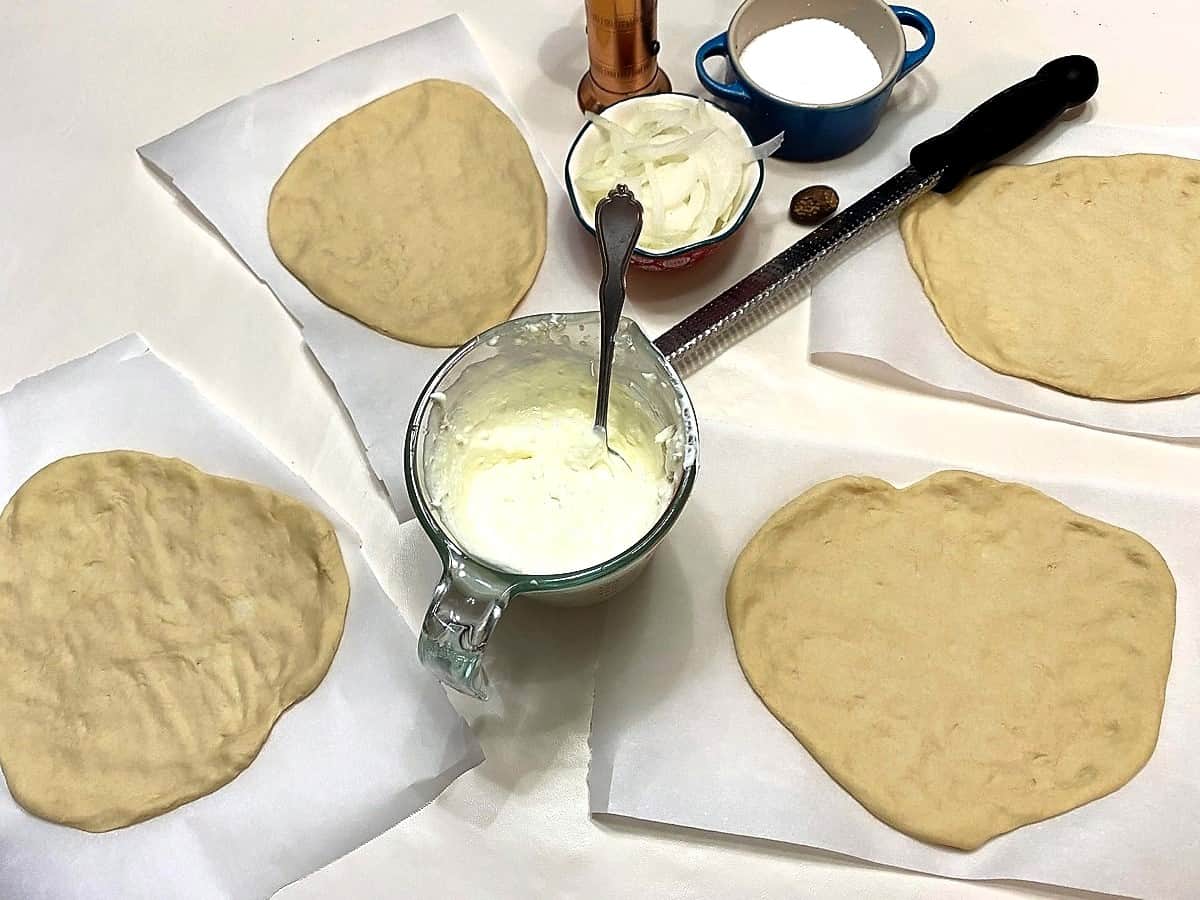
[{"left": 789, "top": 185, "right": 839, "bottom": 225}]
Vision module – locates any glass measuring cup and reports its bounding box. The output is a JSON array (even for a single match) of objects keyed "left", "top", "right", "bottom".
[{"left": 404, "top": 311, "right": 699, "bottom": 699}]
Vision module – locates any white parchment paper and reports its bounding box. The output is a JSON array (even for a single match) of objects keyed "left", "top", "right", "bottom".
[
  {"left": 588, "top": 420, "right": 1200, "bottom": 898},
  {"left": 0, "top": 336, "right": 483, "bottom": 900},
  {"left": 808, "top": 113, "right": 1200, "bottom": 440},
  {"left": 137, "top": 14, "right": 596, "bottom": 523}
]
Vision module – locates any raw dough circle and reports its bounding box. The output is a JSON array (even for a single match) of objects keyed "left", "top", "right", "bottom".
[
  {"left": 268, "top": 78, "right": 547, "bottom": 347},
  {"left": 727, "top": 471, "right": 1175, "bottom": 849},
  {"left": 0, "top": 451, "right": 350, "bottom": 831},
  {"left": 901, "top": 154, "right": 1200, "bottom": 401}
]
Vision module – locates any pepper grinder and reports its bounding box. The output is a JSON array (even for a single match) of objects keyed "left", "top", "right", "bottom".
[{"left": 577, "top": 0, "right": 672, "bottom": 113}]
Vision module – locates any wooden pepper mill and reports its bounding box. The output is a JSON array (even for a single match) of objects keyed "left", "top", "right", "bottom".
[{"left": 577, "top": 0, "right": 672, "bottom": 113}]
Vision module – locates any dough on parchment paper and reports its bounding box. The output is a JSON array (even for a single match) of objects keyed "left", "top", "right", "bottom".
[
  {"left": 900, "top": 153, "right": 1200, "bottom": 401},
  {"left": 0, "top": 451, "right": 350, "bottom": 832},
  {"left": 267, "top": 78, "right": 547, "bottom": 348},
  {"left": 726, "top": 471, "right": 1175, "bottom": 850}
]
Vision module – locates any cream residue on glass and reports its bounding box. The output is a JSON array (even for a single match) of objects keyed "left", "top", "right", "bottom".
[{"left": 424, "top": 323, "right": 680, "bottom": 575}]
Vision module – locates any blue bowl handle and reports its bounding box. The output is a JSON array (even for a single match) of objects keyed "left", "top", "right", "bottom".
[
  {"left": 890, "top": 6, "right": 935, "bottom": 80},
  {"left": 695, "top": 33, "right": 753, "bottom": 106}
]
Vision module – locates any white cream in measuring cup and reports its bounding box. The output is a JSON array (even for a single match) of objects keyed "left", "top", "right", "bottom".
[
  {"left": 410, "top": 312, "right": 697, "bottom": 699},
  {"left": 425, "top": 322, "right": 682, "bottom": 575}
]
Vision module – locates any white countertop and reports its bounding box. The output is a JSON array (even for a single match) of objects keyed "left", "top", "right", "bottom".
[{"left": 2, "top": 1, "right": 1196, "bottom": 897}]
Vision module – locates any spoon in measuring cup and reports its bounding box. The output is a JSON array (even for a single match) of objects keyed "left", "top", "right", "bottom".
[{"left": 593, "top": 184, "right": 644, "bottom": 467}]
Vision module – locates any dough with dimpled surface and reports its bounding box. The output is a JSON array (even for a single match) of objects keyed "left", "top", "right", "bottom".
[
  {"left": 727, "top": 471, "right": 1175, "bottom": 849},
  {"left": 0, "top": 451, "right": 349, "bottom": 831},
  {"left": 268, "top": 79, "right": 547, "bottom": 347},
  {"left": 901, "top": 154, "right": 1200, "bottom": 400}
]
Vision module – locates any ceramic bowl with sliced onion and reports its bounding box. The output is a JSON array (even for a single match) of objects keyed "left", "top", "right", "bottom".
[{"left": 565, "top": 93, "right": 778, "bottom": 272}]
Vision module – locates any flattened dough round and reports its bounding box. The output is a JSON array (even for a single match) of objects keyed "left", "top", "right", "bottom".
[
  {"left": 901, "top": 154, "right": 1200, "bottom": 400},
  {"left": 727, "top": 471, "right": 1175, "bottom": 849},
  {"left": 0, "top": 451, "right": 350, "bottom": 831},
  {"left": 268, "top": 78, "right": 547, "bottom": 347}
]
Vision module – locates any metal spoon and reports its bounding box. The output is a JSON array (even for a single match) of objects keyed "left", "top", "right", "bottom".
[{"left": 593, "top": 184, "right": 644, "bottom": 465}]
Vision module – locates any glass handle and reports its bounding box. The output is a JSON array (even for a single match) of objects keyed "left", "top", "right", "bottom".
[{"left": 418, "top": 567, "right": 508, "bottom": 700}]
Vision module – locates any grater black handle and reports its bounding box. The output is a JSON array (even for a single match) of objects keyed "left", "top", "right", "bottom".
[{"left": 911, "top": 55, "right": 1098, "bottom": 193}]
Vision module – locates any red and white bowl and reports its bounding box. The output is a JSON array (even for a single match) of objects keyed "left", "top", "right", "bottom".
[{"left": 564, "top": 93, "right": 766, "bottom": 272}]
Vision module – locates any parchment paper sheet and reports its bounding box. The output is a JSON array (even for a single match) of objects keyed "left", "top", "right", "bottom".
[
  {"left": 138, "top": 14, "right": 595, "bottom": 523},
  {"left": 0, "top": 336, "right": 483, "bottom": 900},
  {"left": 808, "top": 112, "right": 1200, "bottom": 440},
  {"left": 589, "top": 420, "right": 1200, "bottom": 898}
]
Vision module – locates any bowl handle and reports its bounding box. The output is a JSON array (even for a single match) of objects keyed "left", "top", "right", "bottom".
[
  {"left": 890, "top": 6, "right": 936, "bottom": 80},
  {"left": 695, "top": 33, "right": 753, "bottom": 106}
]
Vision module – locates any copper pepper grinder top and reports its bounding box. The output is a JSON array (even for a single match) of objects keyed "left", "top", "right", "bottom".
[{"left": 577, "top": 0, "right": 672, "bottom": 113}]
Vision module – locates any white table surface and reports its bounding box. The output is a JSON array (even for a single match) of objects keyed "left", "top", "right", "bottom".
[{"left": 2, "top": 1, "right": 1196, "bottom": 897}]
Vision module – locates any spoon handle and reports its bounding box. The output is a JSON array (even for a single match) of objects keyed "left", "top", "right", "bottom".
[{"left": 593, "top": 184, "right": 644, "bottom": 431}]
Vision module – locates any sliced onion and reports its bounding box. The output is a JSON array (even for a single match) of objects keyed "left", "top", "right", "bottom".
[
  {"left": 583, "top": 111, "right": 634, "bottom": 145},
  {"left": 622, "top": 127, "right": 716, "bottom": 162},
  {"left": 574, "top": 97, "right": 771, "bottom": 252},
  {"left": 744, "top": 131, "right": 785, "bottom": 162}
]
